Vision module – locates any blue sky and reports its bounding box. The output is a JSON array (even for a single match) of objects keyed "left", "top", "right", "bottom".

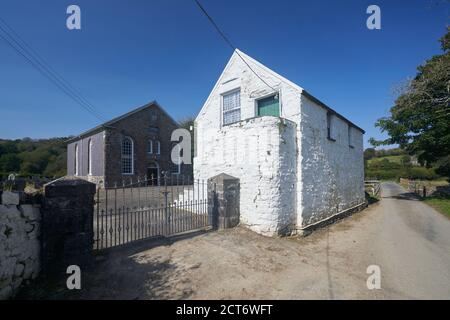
[{"left": 0, "top": 0, "right": 448, "bottom": 148}]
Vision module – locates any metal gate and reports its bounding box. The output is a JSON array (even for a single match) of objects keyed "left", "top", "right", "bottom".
[{"left": 94, "top": 175, "right": 210, "bottom": 250}]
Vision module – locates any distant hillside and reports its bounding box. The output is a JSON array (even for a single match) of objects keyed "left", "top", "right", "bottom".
[
  {"left": 0, "top": 137, "right": 69, "bottom": 179},
  {"left": 364, "top": 148, "right": 440, "bottom": 180},
  {"left": 367, "top": 155, "right": 404, "bottom": 165}
]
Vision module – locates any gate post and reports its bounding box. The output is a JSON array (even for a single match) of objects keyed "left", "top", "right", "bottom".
[
  {"left": 41, "top": 177, "right": 96, "bottom": 275},
  {"left": 207, "top": 173, "right": 240, "bottom": 230}
]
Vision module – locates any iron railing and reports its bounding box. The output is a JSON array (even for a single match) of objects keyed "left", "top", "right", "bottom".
[{"left": 94, "top": 174, "right": 210, "bottom": 250}]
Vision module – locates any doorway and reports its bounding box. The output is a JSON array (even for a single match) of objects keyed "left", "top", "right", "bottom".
[{"left": 147, "top": 162, "right": 159, "bottom": 185}]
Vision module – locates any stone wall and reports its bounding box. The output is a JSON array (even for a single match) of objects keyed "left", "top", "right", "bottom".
[
  {"left": 195, "top": 117, "right": 297, "bottom": 236},
  {"left": 0, "top": 178, "right": 96, "bottom": 299},
  {"left": 103, "top": 104, "right": 190, "bottom": 187},
  {"left": 0, "top": 200, "right": 41, "bottom": 299},
  {"left": 41, "top": 177, "right": 95, "bottom": 273},
  {"left": 298, "top": 95, "right": 366, "bottom": 227},
  {"left": 208, "top": 173, "right": 240, "bottom": 230}
]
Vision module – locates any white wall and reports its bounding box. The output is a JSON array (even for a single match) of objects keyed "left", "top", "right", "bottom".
[
  {"left": 194, "top": 117, "right": 297, "bottom": 236},
  {"left": 299, "top": 95, "right": 365, "bottom": 227},
  {"left": 195, "top": 50, "right": 302, "bottom": 132},
  {"left": 195, "top": 49, "right": 365, "bottom": 235},
  {"left": 0, "top": 204, "right": 41, "bottom": 299}
]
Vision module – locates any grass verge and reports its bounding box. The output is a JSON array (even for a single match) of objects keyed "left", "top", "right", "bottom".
[{"left": 424, "top": 194, "right": 450, "bottom": 219}]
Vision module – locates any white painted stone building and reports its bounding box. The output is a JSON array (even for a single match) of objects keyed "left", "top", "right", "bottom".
[{"left": 194, "top": 49, "right": 365, "bottom": 236}]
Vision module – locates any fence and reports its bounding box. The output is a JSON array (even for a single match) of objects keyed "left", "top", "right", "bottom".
[
  {"left": 399, "top": 178, "right": 450, "bottom": 198},
  {"left": 94, "top": 174, "right": 210, "bottom": 250}
]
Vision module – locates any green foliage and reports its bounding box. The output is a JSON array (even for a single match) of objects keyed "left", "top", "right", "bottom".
[
  {"left": 0, "top": 137, "right": 68, "bottom": 178},
  {"left": 364, "top": 147, "right": 406, "bottom": 161},
  {"left": 0, "top": 153, "right": 21, "bottom": 172},
  {"left": 435, "top": 155, "right": 450, "bottom": 179},
  {"left": 365, "top": 147, "right": 440, "bottom": 181},
  {"left": 364, "top": 148, "right": 376, "bottom": 160},
  {"left": 424, "top": 194, "right": 450, "bottom": 218},
  {"left": 369, "top": 28, "right": 450, "bottom": 177}
]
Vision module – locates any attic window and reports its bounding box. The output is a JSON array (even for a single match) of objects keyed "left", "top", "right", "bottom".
[
  {"left": 222, "top": 89, "right": 241, "bottom": 125},
  {"left": 150, "top": 110, "right": 158, "bottom": 123}
]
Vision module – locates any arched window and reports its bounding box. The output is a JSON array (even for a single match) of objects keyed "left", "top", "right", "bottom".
[
  {"left": 148, "top": 140, "right": 153, "bottom": 154},
  {"left": 87, "top": 139, "right": 93, "bottom": 175},
  {"left": 155, "top": 140, "right": 161, "bottom": 155},
  {"left": 121, "top": 137, "right": 134, "bottom": 174},
  {"left": 74, "top": 144, "right": 79, "bottom": 176}
]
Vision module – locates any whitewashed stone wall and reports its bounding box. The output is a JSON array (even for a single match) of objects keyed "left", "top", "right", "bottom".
[
  {"left": 194, "top": 117, "right": 297, "bottom": 236},
  {"left": 0, "top": 204, "right": 41, "bottom": 299},
  {"left": 298, "top": 96, "right": 365, "bottom": 227}
]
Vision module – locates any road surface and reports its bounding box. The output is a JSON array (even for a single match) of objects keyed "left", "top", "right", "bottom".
[{"left": 350, "top": 182, "right": 450, "bottom": 299}]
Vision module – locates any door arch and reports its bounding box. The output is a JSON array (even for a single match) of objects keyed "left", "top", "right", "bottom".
[{"left": 147, "top": 161, "right": 160, "bottom": 185}]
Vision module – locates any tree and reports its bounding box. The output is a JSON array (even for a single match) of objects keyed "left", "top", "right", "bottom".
[
  {"left": 0, "top": 153, "right": 21, "bottom": 172},
  {"left": 401, "top": 155, "right": 411, "bottom": 166},
  {"left": 364, "top": 148, "right": 376, "bottom": 160},
  {"left": 369, "top": 28, "right": 450, "bottom": 177}
]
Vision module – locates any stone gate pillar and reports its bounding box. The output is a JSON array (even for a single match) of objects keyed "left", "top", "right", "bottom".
[
  {"left": 41, "top": 177, "right": 96, "bottom": 274},
  {"left": 208, "top": 173, "right": 240, "bottom": 230}
]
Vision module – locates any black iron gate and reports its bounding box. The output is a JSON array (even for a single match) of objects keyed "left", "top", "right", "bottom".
[{"left": 94, "top": 175, "right": 211, "bottom": 250}]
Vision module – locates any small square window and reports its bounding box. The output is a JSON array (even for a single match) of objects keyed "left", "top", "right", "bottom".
[{"left": 257, "top": 95, "right": 279, "bottom": 117}]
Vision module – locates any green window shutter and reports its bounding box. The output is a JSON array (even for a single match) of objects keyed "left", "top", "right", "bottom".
[{"left": 257, "top": 95, "right": 279, "bottom": 117}]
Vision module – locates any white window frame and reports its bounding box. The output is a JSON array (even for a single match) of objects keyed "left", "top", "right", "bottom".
[
  {"left": 121, "top": 137, "right": 134, "bottom": 175},
  {"left": 148, "top": 140, "right": 153, "bottom": 154},
  {"left": 155, "top": 140, "right": 161, "bottom": 155},
  {"left": 74, "top": 143, "right": 79, "bottom": 176},
  {"left": 221, "top": 88, "right": 241, "bottom": 126},
  {"left": 88, "top": 139, "right": 93, "bottom": 175}
]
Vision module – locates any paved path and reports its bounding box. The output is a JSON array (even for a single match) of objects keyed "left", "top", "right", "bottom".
[
  {"left": 20, "top": 182, "right": 450, "bottom": 300},
  {"left": 354, "top": 182, "right": 450, "bottom": 299}
]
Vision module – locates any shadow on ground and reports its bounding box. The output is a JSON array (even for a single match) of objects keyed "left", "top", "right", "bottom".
[
  {"left": 382, "top": 192, "right": 422, "bottom": 201},
  {"left": 16, "top": 230, "right": 211, "bottom": 300}
]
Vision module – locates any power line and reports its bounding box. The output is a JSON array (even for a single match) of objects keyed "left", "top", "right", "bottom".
[
  {"left": 0, "top": 17, "right": 107, "bottom": 122},
  {"left": 0, "top": 30, "right": 104, "bottom": 122},
  {"left": 193, "top": 0, "right": 279, "bottom": 94},
  {"left": 0, "top": 16, "right": 105, "bottom": 122}
]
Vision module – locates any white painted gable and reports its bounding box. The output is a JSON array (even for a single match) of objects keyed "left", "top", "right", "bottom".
[{"left": 196, "top": 49, "right": 304, "bottom": 129}]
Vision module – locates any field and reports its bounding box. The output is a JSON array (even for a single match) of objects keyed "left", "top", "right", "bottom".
[{"left": 367, "top": 155, "right": 404, "bottom": 165}]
